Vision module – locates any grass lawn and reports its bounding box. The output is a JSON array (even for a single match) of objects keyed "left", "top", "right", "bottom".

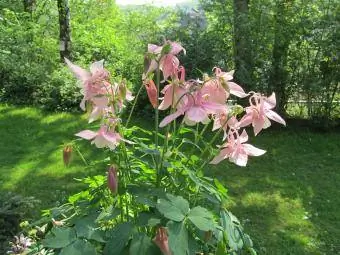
[{"left": 0, "top": 104, "right": 339, "bottom": 254}]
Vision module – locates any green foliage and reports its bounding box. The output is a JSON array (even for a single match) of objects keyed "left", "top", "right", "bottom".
[
  {"left": 1, "top": 105, "right": 340, "bottom": 254},
  {"left": 0, "top": 192, "right": 40, "bottom": 254}
]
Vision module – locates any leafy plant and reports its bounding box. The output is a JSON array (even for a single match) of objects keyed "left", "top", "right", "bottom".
[{"left": 19, "top": 39, "right": 286, "bottom": 254}]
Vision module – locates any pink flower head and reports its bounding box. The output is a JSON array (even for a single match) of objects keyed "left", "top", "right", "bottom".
[
  {"left": 212, "top": 114, "right": 241, "bottom": 141},
  {"left": 159, "top": 89, "right": 227, "bottom": 127},
  {"left": 146, "top": 41, "right": 186, "bottom": 81},
  {"left": 239, "top": 92, "right": 286, "bottom": 135},
  {"left": 201, "top": 78, "right": 228, "bottom": 105},
  {"left": 153, "top": 227, "right": 172, "bottom": 255},
  {"left": 213, "top": 68, "right": 248, "bottom": 98},
  {"left": 210, "top": 129, "right": 266, "bottom": 167},
  {"left": 144, "top": 79, "right": 158, "bottom": 108},
  {"left": 158, "top": 83, "right": 186, "bottom": 110},
  {"left": 88, "top": 96, "right": 111, "bottom": 123},
  {"left": 65, "top": 58, "right": 111, "bottom": 110},
  {"left": 75, "top": 125, "right": 125, "bottom": 150}
]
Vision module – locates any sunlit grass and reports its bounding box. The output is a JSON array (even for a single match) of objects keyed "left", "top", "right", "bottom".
[{"left": 0, "top": 104, "right": 339, "bottom": 254}]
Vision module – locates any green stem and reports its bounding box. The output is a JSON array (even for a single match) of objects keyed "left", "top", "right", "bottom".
[
  {"left": 155, "top": 65, "right": 161, "bottom": 187},
  {"left": 125, "top": 83, "right": 144, "bottom": 128}
]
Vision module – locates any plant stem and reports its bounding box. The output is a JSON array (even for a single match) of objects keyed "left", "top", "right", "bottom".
[
  {"left": 155, "top": 65, "right": 161, "bottom": 187},
  {"left": 125, "top": 83, "right": 144, "bottom": 128}
]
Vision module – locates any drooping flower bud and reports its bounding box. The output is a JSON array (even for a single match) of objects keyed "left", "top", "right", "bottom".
[
  {"left": 63, "top": 145, "right": 73, "bottom": 166},
  {"left": 107, "top": 165, "right": 118, "bottom": 194},
  {"left": 118, "top": 80, "right": 127, "bottom": 101},
  {"left": 144, "top": 79, "right": 158, "bottom": 108},
  {"left": 153, "top": 227, "right": 172, "bottom": 255}
]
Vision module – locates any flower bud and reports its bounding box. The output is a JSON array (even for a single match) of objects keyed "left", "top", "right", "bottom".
[
  {"left": 144, "top": 79, "right": 158, "bottom": 108},
  {"left": 153, "top": 227, "right": 171, "bottom": 255},
  {"left": 63, "top": 145, "right": 72, "bottom": 166},
  {"left": 107, "top": 165, "right": 118, "bottom": 194},
  {"left": 118, "top": 80, "right": 127, "bottom": 101}
]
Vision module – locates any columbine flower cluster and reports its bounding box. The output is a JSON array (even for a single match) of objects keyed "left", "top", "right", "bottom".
[
  {"left": 143, "top": 40, "right": 286, "bottom": 167},
  {"left": 65, "top": 58, "right": 133, "bottom": 150},
  {"left": 66, "top": 40, "right": 285, "bottom": 168}
]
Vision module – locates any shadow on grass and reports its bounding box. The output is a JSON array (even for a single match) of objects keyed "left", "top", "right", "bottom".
[
  {"left": 208, "top": 126, "right": 340, "bottom": 254},
  {"left": 0, "top": 105, "right": 105, "bottom": 212}
]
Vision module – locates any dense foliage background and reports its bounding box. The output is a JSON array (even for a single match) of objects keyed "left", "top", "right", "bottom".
[{"left": 0, "top": 0, "right": 339, "bottom": 122}]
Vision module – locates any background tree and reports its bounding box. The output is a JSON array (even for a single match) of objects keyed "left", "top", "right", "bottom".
[
  {"left": 57, "top": 0, "right": 71, "bottom": 60},
  {"left": 233, "top": 0, "right": 253, "bottom": 90},
  {"left": 268, "top": 0, "right": 293, "bottom": 115}
]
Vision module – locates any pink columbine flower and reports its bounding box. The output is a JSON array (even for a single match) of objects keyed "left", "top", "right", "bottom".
[
  {"left": 75, "top": 125, "right": 126, "bottom": 150},
  {"left": 214, "top": 68, "right": 248, "bottom": 98},
  {"left": 65, "top": 58, "right": 111, "bottom": 110},
  {"left": 239, "top": 92, "right": 286, "bottom": 135},
  {"left": 210, "top": 129, "right": 266, "bottom": 167},
  {"left": 159, "top": 90, "right": 227, "bottom": 127},
  {"left": 146, "top": 41, "right": 186, "bottom": 81},
  {"left": 153, "top": 227, "right": 172, "bottom": 255}
]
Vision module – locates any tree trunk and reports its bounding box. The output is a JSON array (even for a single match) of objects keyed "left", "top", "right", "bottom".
[
  {"left": 233, "top": 0, "right": 253, "bottom": 91},
  {"left": 23, "top": 0, "right": 36, "bottom": 13},
  {"left": 57, "top": 0, "right": 71, "bottom": 61},
  {"left": 268, "top": 1, "right": 292, "bottom": 115}
]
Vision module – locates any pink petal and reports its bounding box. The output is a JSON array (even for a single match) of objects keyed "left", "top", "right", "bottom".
[
  {"left": 243, "top": 144, "right": 266, "bottom": 156},
  {"left": 159, "top": 110, "right": 183, "bottom": 127},
  {"left": 90, "top": 60, "right": 104, "bottom": 74},
  {"left": 160, "top": 54, "right": 179, "bottom": 81},
  {"left": 186, "top": 106, "right": 208, "bottom": 123},
  {"left": 75, "top": 130, "right": 97, "bottom": 140},
  {"left": 239, "top": 113, "right": 253, "bottom": 128},
  {"left": 202, "top": 102, "right": 228, "bottom": 114},
  {"left": 158, "top": 84, "right": 173, "bottom": 110},
  {"left": 264, "top": 92, "right": 276, "bottom": 109},
  {"left": 228, "top": 82, "right": 248, "bottom": 98},
  {"left": 239, "top": 129, "right": 249, "bottom": 143},
  {"left": 169, "top": 42, "right": 186, "bottom": 55},
  {"left": 88, "top": 107, "right": 102, "bottom": 123},
  {"left": 265, "top": 109, "right": 286, "bottom": 126},
  {"left": 146, "top": 60, "right": 158, "bottom": 75},
  {"left": 92, "top": 136, "right": 108, "bottom": 148},
  {"left": 80, "top": 97, "right": 86, "bottom": 111},
  {"left": 253, "top": 116, "right": 265, "bottom": 136},
  {"left": 148, "top": 44, "right": 162, "bottom": 54},
  {"left": 64, "top": 58, "right": 91, "bottom": 82},
  {"left": 92, "top": 96, "right": 109, "bottom": 108},
  {"left": 231, "top": 151, "right": 248, "bottom": 167},
  {"left": 210, "top": 148, "right": 230, "bottom": 164}
]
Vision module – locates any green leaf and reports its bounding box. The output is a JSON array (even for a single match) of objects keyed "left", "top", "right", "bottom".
[
  {"left": 74, "top": 215, "right": 105, "bottom": 243},
  {"left": 129, "top": 233, "right": 160, "bottom": 255},
  {"left": 220, "top": 210, "right": 244, "bottom": 251},
  {"left": 96, "top": 205, "right": 121, "bottom": 222},
  {"left": 136, "top": 212, "right": 161, "bottom": 227},
  {"left": 42, "top": 227, "right": 76, "bottom": 248},
  {"left": 103, "top": 222, "right": 133, "bottom": 255},
  {"left": 215, "top": 241, "right": 227, "bottom": 255},
  {"left": 179, "top": 127, "right": 195, "bottom": 134},
  {"left": 156, "top": 194, "right": 189, "bottom": 222},
  {"left": 167, "top": 221, "right": 188, "bottom": 255},
  {"left": 188, "top": 206, "right": 215, "bottom": 231},
  {"left": 59, "top": 239, "right": 97, "bottom": 255},
  {"left": 214, "top": 178, "right": 228, "bottom": 195}
]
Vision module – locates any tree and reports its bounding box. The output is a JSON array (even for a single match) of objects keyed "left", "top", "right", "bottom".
[
  {"left": 233, "top": 0, "right": 253, "bottom": 90},
  {"left": 268, "top": 0, "right": 292, "bottom": 115},
  {"left": 57, "top": 0, "right": 71, "bottom": 60},
  {"left": 23, "top": 0, "right": 35, "bottom": 13}
]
